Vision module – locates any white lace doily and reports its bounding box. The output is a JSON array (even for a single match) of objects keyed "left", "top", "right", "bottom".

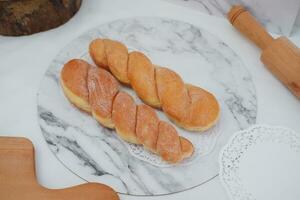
[{"left": 219, "top": 125, "right": 300, "bottom": 200}]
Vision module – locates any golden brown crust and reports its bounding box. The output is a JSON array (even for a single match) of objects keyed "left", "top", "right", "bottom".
[
  {"left": 128, "top": 52, "right": 161, "bottom": 107},
  {"left": 185, "top": 84, "right": 220, "bottom": 131},
  {"left": 155, "top": 67, "right": 190, "bottom": 123},
  {"left": 157, "top": 121, "right": 182, "bottom": 163},
  {"left": 60, "top": 59, "right": 91, "bottom": 112},
  {"left": 61, "top": 58, "right": 194, "bottom": 163},
  {"left": 87, "top": 67, "right": 119, "bottom": 128},
  {"left": 89, "top": 39, "right": 109, "bottom": 70},
  {"left": 89, "top": 38, "right": 220, "bottom": 132},
  {"left": 180, "top": 137, "right": 194, "bottom": 159},
  {"left": 112, "top": 92, "right": 139, "bottom": 144},
  {"left": 104, "top": 39, "right": 130, "bottom": 84},
  {"left": 136, "top": 104, "right": 159, "bottom": 152}
]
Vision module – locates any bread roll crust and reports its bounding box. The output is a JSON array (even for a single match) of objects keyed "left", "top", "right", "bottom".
[
  {"left": 104, "top": 39, "right": 130, "bottom": 84},
  {"left": 89, "top": 38, "right": 220, "bottom": 132},
  {"left": 87, "top": 67, "right": 119, "bottom": 128},
  {"left": 112, "top": 92, "right": 139, "bottom": 144},
  {"left": 136, "top": 104, "right": 159, "bottom": 152},
  {"left": 60, "top": 59, "right": 91, "bottom": 112},
  {"left": 89, "top": 39, "right": 109, "bottom": 70},
  {"left": 128, "top": 52, "right": 161, "bottom": 107},
  {"left": 157, "top": 121, "right": 182, "bottom": 163},
  {"left": 61, "top": 59, "right": 194, "bottom": 163},
  {"left": 155, "top": 67, "right": 190, "bottom": 123}
]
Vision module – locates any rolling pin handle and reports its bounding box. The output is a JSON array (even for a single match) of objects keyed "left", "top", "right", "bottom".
[{"left": 228, "top": 5, "right": 274, "bottom": 50}]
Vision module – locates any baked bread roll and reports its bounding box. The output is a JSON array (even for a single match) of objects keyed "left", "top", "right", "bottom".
[
  {"left": 60, "top": 59, "right": 194, "bottom": 163},
  {"left": 60, "top": 59, "right": 91, "bottom": 113},
  {"left": 87, "top": 67, "right": 119, "bottom": 128},
  {"left": 89, "top": 39, "right": 220, "bottom": 131}
]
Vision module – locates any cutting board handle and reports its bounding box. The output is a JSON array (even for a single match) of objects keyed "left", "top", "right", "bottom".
[
  {"left": 228, "top": 5, "right": 274, "bottom": 50},
  {"left": 0, "top": 137, "right": 119, "bottom": 200}
]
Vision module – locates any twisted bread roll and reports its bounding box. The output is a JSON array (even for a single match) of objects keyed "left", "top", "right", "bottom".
[
  {"left": 89, "top": 39, "right": 220, "bottom": 131},
  {"left": 60, "top": 59, "right": 194, "bottom": 163}
]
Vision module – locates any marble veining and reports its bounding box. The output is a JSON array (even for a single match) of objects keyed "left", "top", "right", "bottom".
[
  {"left": 163, "top": 0, "right": 300, "bottom": 36},
  {"left": 37, "top": 17, "right": 257, "bottom": 195}
]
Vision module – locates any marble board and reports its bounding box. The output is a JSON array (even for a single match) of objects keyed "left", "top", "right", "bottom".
[
  {"left": 163, "top": 0, "right": 300, "bottom": 36},
  {"left": 37, "top": 17, "right": 257, "bottom": 196}
]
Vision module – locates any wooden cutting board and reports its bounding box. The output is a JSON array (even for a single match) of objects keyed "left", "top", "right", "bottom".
[{"left": 0, "top": 137, "right": 119, "bottom": 200}]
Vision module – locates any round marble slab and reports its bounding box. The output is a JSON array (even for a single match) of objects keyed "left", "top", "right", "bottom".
[{"left": 37, "top": 17, "right": 257, "bottom": 196}]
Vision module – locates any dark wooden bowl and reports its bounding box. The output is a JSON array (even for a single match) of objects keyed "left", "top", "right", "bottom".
[{"left": 0, "top": 0, "right": 82, "bottom": 36}]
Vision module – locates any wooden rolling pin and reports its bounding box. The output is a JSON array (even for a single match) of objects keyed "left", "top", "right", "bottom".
[
  {"left": 0, "top": 137, "right": 119, "bottom": 200},
  {"left": 228, "top": 5, "right": 300, "bottom": 100}
]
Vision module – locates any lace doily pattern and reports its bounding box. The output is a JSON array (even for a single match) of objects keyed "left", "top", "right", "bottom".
[{"left": 219, "top": 125, "right": 300, "bottom": 200}]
